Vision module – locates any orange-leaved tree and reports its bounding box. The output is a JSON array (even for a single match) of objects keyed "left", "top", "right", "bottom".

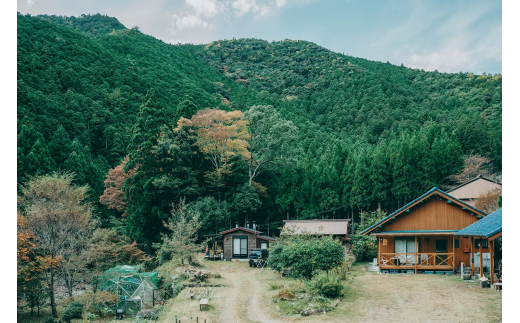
[
  {"left": 99, "top": 156, "right": 136, "bottom": 217},
  {"left": 176, "top": 108, "right": 250, "bottom": 200},
  {"left": 17, "top": 214, "right": 62, "bottom": 316},
  {"left": 20, "top": 173, "right": 92, "bottom": 317}
]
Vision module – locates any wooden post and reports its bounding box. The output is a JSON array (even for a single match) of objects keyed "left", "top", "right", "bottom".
[
  {"left": 479, "top": 238, "right": 483, "bottom": 278},
  {"left": 471, "top": 237, "right": 474, "bottom": 276},
  {"left": 452, "top": 236, "right": 455, "bottom": 274},
  {"left": 377, "top": 236, "right": 381, "bottom": 273},
  {"left": 490, "top": 239, "right": 494, "bottom": 285},
  {"left": 415, "top": 236, "right": 418, "bottom": 274}
]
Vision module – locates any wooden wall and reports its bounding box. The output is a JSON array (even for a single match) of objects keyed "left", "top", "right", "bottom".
[
  {"left": 381, "top": 197, "right": 480, "bottom": 231},
  {"left": 222, "top": 230, "right": 258, "bottom": 260},
  {"left": 376, "top": 195, "right": 489, "bottom": 267}
]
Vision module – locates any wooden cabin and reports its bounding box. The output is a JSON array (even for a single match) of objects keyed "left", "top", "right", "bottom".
[
  {"left": 361, "top": 187, "right": 489, "bottom": 274},
  {"left": 456, "top": 208, "right": 502, "bottom": 284},
  {"left": 447, "top": 175, "right": 501, "bottom": 207},
  {"left": 220, "top": 226, "right": 274, "bottom": 260},
  {"left": 282, "top": 219, "right": 350, "bottom": 242}
]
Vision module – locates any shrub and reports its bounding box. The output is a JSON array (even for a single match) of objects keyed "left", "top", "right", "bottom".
[
  {"left": 307, "top": 271, "right": 344, "bottom": 298},
  {"left": 61, "top": 291, "right": 118, "bottom": 318},
  {"left": 61, "top": 302, "right": 84, "bottom": 323},
  {"left": 276, "top": 289, "right": 295, "bottom": 299},
  {"left": 42, "top": 317, "right": 60, "bottom": 323},
  {"left": 283, "top": 236, "right": 345, "bottom": 279},
  {"left": 267, "top": 244, "right": 285, "bottom": 273},
  {"left": 350, "top": 235, "right": 377, "bottom": 262}
]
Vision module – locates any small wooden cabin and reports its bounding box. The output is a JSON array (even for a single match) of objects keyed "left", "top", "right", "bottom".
[
  {"left": 456, "top": 208, "right": 502, "bottom": 283},
  {"left": 282, "top": 219, "right": 350, "bottom": 242},
  {"left": 447, "top": 175, "right": 502, "bottom": 207},
  {"left": 220, "top": 226, "right": 274, "bottom": 260},
  {"left": 361, "top": 187, "right": 489, "bottom": 274}
]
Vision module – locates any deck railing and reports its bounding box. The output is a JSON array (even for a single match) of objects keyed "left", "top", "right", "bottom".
[{"left": 380, "top": 253, "right": 454, "bottom": 268}]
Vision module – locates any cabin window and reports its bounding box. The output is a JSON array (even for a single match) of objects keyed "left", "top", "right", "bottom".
[
  {"left": 261, "top": 242, "right": 268, "bottom": 249},
  {"left": 435, "top": 238, "right": 447, "bottom": 253},
  {"left": 454, "top": 239, "right": 459, "bottom": 248},
  {"left": 474, "top": 239, "right": 488, "bottom": 249}
]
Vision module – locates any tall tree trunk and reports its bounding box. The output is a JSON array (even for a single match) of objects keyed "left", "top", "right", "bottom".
[
  {"left": 48, "top": 268, "right": 57, "bottom": 318},
  {"left": 64, "top": 269, "right": 73, "bottom": 298}
]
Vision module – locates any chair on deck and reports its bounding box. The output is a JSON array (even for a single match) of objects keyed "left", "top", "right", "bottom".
[
  {"left": 380, "top": 256, "right": 389, "bottom": 266},
  {"left": 420, "top": 254, "right": 429, "bottom": 265}
]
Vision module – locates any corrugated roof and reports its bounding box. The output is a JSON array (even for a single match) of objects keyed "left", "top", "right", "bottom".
[
  {"left": 361, "top": 187, "right": 487, "bottom": 235},
  {"left": 455, "top": 208, "right": 502, "bottom": 238},
  {"left": 283, "top": 219, "right": 349, "bottom": 235},
  {"left": 446, "top": 175, "right": 502, "bottom": 193}
]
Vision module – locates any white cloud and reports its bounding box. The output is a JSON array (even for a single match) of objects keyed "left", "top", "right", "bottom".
[
  {"left": 26, "top": 0, "right": 34, "bottom": 7},
  {"left": 231, "top": 0, "right": 286, "bottom": 17},
  {"left": 373, "top": 2, "right": 501, "bottom": 73},
  {"left": 275, "top": 0, "right": 287, "bottom": 7},
  {"left": 186, "top": 0, "right": 226, "bottom": 18},
  {"left": 171, "top": 14, "right": 209, "bottom": 32},
  {"left": 231, "top": 0, "right": 260, "bottom": 17}
]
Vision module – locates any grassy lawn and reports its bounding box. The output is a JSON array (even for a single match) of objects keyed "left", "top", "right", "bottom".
[{"left": 257, "top": 262, "right": 502, "bottom": 323}]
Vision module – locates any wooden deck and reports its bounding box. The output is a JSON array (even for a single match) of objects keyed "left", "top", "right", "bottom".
[{"left": 380, "top": 253, "right": 455, "bottom": 272}]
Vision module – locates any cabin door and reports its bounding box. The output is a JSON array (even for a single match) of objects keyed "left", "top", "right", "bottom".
[
  {"left": 395, "top": 238, "right": 419, "bottom": 265},
  {"left": 233, "top": 236, "right": 248, "bottom": 258}
]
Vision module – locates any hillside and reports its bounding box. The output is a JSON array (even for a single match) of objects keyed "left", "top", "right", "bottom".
[
  {"left": 200, "top": 38, "right": 501, "bottom": 151},
  {"left": 17, "top": 13, "right": 502, "bottom": 243},
  {"left": 36, "top": 13, "right": 127, "bottom": 37}
]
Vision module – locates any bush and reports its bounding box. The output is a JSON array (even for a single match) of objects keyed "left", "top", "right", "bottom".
[
  {"left": 267, "top": 244, "right": 285, "bottom": 272},
  {"left": 350, "top": 235, "right": 377, "bottom": 262},
  {"left": 61, "top": 302, "right": 84, "bottom": 322},
  {"left": 283, "top": 236, "right": 345, "bottom": 279},
  {"left": 307, "top": 271, "right": 344, "bottom": 298},
  {"left": 43, "top": 317, "right": 60, "bottom": 323}
]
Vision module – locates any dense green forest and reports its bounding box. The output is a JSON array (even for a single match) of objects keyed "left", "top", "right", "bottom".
[{"left": 17, "top": 13, "right": 502, "bottom": 249}]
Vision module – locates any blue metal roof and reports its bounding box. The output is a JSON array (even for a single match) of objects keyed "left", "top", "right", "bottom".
[
  {"left": 361, "top": 187, "right": 487, "bottom": 235},
  {"left": 455, "top": 208, "right": 502, "bottom": 238}
]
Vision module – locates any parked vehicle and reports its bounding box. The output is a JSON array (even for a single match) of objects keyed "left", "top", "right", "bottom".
[{"left": 249, "top": 249, "right": 268, "bottom": 267}]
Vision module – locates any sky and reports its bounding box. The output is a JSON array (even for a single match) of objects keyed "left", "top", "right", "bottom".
[{"left": 17, "top": 0, "right": 502, "bottom": 74}]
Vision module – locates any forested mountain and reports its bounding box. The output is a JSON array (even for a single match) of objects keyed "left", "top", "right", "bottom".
[
  {"left": 17, "top": 13, "right": 502, "bottom": 246},
  {"left": 36, "top": 13, "right": 127, "bottom": 37}
]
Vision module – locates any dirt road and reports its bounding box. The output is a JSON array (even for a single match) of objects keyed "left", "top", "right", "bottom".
[
  {"left": 218, "top": 264, "right": 282, "bottom": 323},
  {"left": 161, "top": 260, "right": 283, "bottom": 323},
  {"left": 161, "top": 260, "right": 501, "bottom": 323}
]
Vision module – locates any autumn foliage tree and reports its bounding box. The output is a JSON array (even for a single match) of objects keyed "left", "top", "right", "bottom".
[
  {"left": 450, "top": 155, "right": 492, "bottom": 184},
  {"left": 17, "top": 214, "right": 62, "bottom": 316},
  {"left": 475, "top": 188, "right": 502, "bottom": 214},
  {"left": 177, "top": 108, "right": 250, "bottom": 200},
  {"left": 83, "top": 228, "right": 151, "bottom": 274},
  {"left": 19, "top": 173, "right": 92, "bottom": 317},
  {"left": 99, "top": 156, "right": 136, "bottom": 216}
]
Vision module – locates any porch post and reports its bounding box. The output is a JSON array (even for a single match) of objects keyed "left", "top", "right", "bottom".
[
  {"left": 377, "top": 236, "right": 381, "bottom": 273},
  {"left": 452, "top": 236, "right": 455, "bottom": 274},
  {"left": 414, "top": 236, "right": 417, "bottom": 274},
  {"left": 490, "top": 239, "right": 494, "bottom": 285},
  {"left": 470, "top": 237, "right": 474, "bottom": 276},
  {"left": 479, "top": 238, "right": 483, "bottom": 278}
]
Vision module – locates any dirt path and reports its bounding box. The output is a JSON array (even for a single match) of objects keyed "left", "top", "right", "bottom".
[
  {"left": 218, "top": 264, "right": 282, "bottom": 323},
  {"left": 161, "top": 259, "right": 501, "bottom": 323}
]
